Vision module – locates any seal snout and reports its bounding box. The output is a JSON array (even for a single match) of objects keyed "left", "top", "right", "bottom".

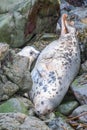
[{"left": 34, "top": 98, "right": 53, "bottom": 115}]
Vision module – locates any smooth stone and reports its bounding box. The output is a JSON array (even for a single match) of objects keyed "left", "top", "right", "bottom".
[
  {"left": 71, "top": 105, "right": 87, "bottom": 123},
  {"left": 48, "top": 117, "right": 74, "bottom": 130},
  {"left": 71, "top": 73, "right": 87, "bottom": 104},
  {"left": 0, "top": 97, "right": 29, "bottom": 114},
  {"left": 0, "top": 113, "right": 50, "bottom": 130},
  {"left": 57, "top": 101, "right": 79, "bottom": 115},
  {"left": 0, "top": 42, "right": 9, "bottom": 61}
]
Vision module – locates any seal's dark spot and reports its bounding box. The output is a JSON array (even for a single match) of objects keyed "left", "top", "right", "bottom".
[
  {"left": 39, "top": 82, "right": 43, "bottom": 86},
  {"left": 59, "top": 81, "right": 62, "bottom": 85},
  {"left": 43, "top": 86, "right": 47, "bottom": 92},
  {"left": 41, "top": 101, "right": 44, "bottom": 105},
  {"left": 52, "top": 88, "right": 56, "bottom": 91},
  {"left": 37, "top": 91, "right": 40, "bottom": 94},
  {"left": 56, "top": 92, "right": 58, "bottom": 94}
]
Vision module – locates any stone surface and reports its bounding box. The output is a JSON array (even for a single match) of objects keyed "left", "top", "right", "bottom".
[
  {"left": 0, "top": 113, "right": 50, "bottom": 130},
  {"left": 3, "top": 52, "right": 32, "bottom": 93},
  {"left": 0, "top": 0, "right": 37, "bottom": 47},
  {"left": 0, "top": 97, "right": 30, "bottom": 114},
  {"left": 81, "top": 60, "right": 87, "bottom": 72},
  {"left": 0, "top": 42, "right": 9, "bottom": 61},
  {"left": 57, "top": 101, "right": 79, "bottom": 116},
  {"left": 48, "top": 117, "right": 74, "bottom": 130},
  {"left": 71, "top": 73, "right": 87, "bottom": 104},
  {"left": 25, "top": 0, "right": 60, "bottom": 43},
  {"left": 0, "top": 81, "right": 19, "bottom": 101},
  {"left": 71, "top": 105, "right": 87, "bottom": 123}
]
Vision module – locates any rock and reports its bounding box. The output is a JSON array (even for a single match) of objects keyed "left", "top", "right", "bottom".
[
  {"left": 48, "top": 117, "right": 74, "bottom": 130},
  {"left": 3, "top": 51, "right": 32, "bottom": 93},
  {"left": 0, "top": 81, "right": 19, "bottom": 101},
  {"left": 0, "top": 113, "right": 50, "bottom": 130},
  {"left": 81, "top": 60, "right": 87, "bottom": 72},
  {"left": 0, "top": 42, "right": 9, "bottom": 61},
  {"left": 0, "top": 0, "right": 37, "bottom": 47},
  {"left": 65, "top": 0, "right": 85, "bottom": 7},
  {"left": 68, "top": 7, "right": 87, "bottom": 61},
  {"left": 0, "top": 97, "right": 30, "bottom": 114},
  {"left": 70, "top": 73, "right": 87, "bottom": 104},
  {"left": 57, "top": 101, "right": 79, "bottom": 116},
  {"left": 25, "top": 0, "right": 60, "bottom": 42},
  {"left": 71, "top": 105, "right": 87, "bottom": 123}
]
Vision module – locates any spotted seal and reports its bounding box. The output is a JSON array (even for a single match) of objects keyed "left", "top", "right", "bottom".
[
  {"left": 17, "top": 46, "right": 40, "bottom": 70},
  {"left": 29, "top": 14, "right": 81, "bottom": 115}
]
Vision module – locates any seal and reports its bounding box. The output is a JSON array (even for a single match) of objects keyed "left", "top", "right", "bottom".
[
  {"left": 17, "top": 46, "right": 40, "bottom": 70},
  {"left": 30, "top": 14, "right": 81, "bottom": 115}
]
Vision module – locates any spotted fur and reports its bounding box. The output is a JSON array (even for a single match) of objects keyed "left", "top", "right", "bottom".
[{"left": 29, "top": 14, "right": 80, "bottom": 115}]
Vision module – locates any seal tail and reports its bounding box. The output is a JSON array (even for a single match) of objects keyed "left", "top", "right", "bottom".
[{"left": 61, "top": 14, "right": 68, "bottom": 36}]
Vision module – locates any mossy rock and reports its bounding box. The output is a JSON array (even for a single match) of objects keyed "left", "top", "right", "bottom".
[{"left": 0, "top": 98, "right": 28, "bottom": 115}]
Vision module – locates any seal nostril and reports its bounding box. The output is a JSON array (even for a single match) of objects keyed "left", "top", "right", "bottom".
[{"left": 36, "top": 110, "right": 40, "bottom": 115}]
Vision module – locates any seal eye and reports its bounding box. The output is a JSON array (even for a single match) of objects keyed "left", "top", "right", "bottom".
[
  {"left": 30, "top": 51, "right": 33, "bottom": 55},
  {"left": 41, "top": 101, "right": 44, "bottom": 105},
  {"left": 48, "top": 109, "right": 51, "bottom": 112}
]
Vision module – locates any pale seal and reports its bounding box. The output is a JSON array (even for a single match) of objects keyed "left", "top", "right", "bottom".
[
  {"left": 17, "top": 46, "right": 40, "bottom": 70},
  {"left": 30, "top": 14, "right": 81, "bottom": 115}
]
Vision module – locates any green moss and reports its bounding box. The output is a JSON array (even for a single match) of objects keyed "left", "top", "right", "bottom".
[{"left": 0, "top": 98, "right": 28, "bottom": 115}]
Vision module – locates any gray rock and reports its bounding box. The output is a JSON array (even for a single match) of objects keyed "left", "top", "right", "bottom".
[
  {"left": 71, "top": 105, "right": 87, "bottom": 123},
  {"left": 25, "top": 0, "right": 60, "bottom": 42},
  {"left": 81, "top": 60, "right": 87, "bottom": 72},
  {"left": 0, "top": 42, "right": 9, "bottom": 61},
  {"left": 0, "top": 97, "right": 32, "bottom": 114},
  {"left": 0, "top": 81, "right": 19, "bottom": 101},
  {"left": 71, "top": 73, "right": 87, "bottom": 104},
  {"left": 57, "top": 101, "right": 79, "bottom": 116},
  {"left": 0, "top": 0, "right": 37, "bottom": 47},
  {"left": 4, "top": 53, "right": 32, "bottom": 93},
  {"left": 48, "top": 117, "right": 74, "bottom": 130},
  {"left": 0, "top": 113, "right": 50, "bottom": 130}
]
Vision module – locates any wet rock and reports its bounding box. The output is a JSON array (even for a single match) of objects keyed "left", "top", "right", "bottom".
[
  {"left": 0, "top": 97, "right": 32, "bottom": 114},
  {"left": 65, "top": 0, "right": 85, "bottom": 7},
  {"left": 48, "top": 117, "right": 74, "bottom": 130},
  {"left": 0, "top": 81, "right": 19, "bottom": 101},
  {"left": 25, "top": 0, "right": 60, "bottom": 43},
  {"left": 81, "top": 60, "right": 87, "bottom": 72},
  {"left": 71, "top": 105, "right": 87, "bottom": 123},
  {"left": 3, "top": 51, "right": 32, "bottom": 93},
  {"left": 0, "top": 113, "right": 50, "bottom": 130},
  {"left": 0, "top": 42, "right": 9, "bottom": 61},
  {"left": 70, "top": 73, "right": 87, "bottom": 104},
  {"left": 0, "top": 0, "right": 37, "bottom": 47},
  {"left": 57, "top": 101, "right": 79, "bottom": 116},
  {"left": 68, "top": 7, "right": 87, "bottom": 61}
]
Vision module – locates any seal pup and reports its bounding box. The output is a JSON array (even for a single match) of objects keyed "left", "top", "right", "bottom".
[
  {"left": 30, "top": 14, "right": 80, "bottom": 115},
  {"left": 17, "top": 46, "right": 40, "bottom": 70}
]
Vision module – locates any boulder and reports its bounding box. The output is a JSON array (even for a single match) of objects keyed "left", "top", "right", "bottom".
[
  {"left": 0, "top": 0, "right": 37, "bottom": 47},
  {"left": 0, "top": 42, "right": 9, "bottom": 61},
  {"left": 57, "top": 101, "right": 79, "bottom": 116},
  {"left": 71, "top": 105, "right": 87, "bottom": 123},
  {"left": 3, "top": 51, "right": 32, "bottom": 93},
  {"left": 71, "top": 73, "right": 87, "bottom": 104},
  {"left": 0, "top": 97, "right": 32, "bottom": 114},
  {"left": 48, "top": 117, "right": 74, "bottom": 130},
  {"left": 0, "top": 113, "right": 50, "bottom": 130}
]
